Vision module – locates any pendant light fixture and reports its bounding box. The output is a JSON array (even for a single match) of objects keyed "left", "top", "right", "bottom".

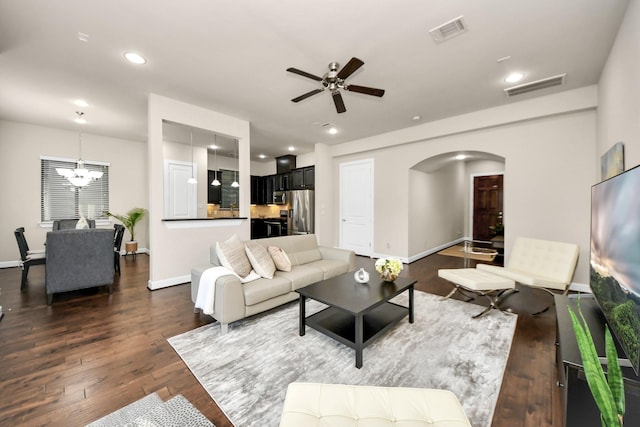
[
  {"left": 187, "top": 129, "right": 197, "bottom": 184},
  {"left": 231, "top": 138, "right": 239, "bottom": 188},
  {"left": 56, "top": 112, "right": 103, "bottom": 187},
  {"left": 211, "top": 134, "right": 221, "bottom": 186}
]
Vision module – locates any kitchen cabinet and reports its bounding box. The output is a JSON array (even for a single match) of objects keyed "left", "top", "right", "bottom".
[
  {"left": 251, "top": 218, "right": 287, "bottom": 239},
  {"left": 207, "top": 170, "right": 222, "bottom": 204},
  {"left": 290, "top": 166, "right": 314, "bottom": 189},
  {"left": 274, "top": 173, "right": 289, "bottom": 191},
  {"left": 250, "top": 175, "right": 264, "bottom": 205},
  {"left": 264, "top": 175, "right": 275, "bottom": 204}
]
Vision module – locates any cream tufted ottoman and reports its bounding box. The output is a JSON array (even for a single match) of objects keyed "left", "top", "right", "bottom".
[
  {"left": 279, "top": 382, "right": 472, "bottom": 427},
  {"left": 438, "top": 268, "right": 516, "bottom": 318}
]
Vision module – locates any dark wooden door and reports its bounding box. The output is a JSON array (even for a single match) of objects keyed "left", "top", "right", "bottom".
[{"left": 473, "top": 175, "right": 503, "bottom": 241}]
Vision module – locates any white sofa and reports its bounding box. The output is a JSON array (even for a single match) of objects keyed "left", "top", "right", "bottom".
[
  {"left": 279, "top": 382, "right": 472, "bottom": 427},
  {"left": 191, "top": 234, "right": 355, "bottom": 332}
]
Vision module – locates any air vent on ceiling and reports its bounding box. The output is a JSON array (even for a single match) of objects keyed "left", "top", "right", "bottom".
[
  {"left": 504, "top": 74, "right": 566, "bottom": 97},
  {"left": 429, "top": 16, "right": 467, "bottom": 42}
]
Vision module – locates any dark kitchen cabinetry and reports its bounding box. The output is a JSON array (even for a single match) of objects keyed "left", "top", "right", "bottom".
[
  {"left": 251, "top": 218, "right": 288, "bottom": 239},
  {"left": 250, "top": 175, "right": 265, "bottom": 205},
  {"left": 290, "top": 166, "right": 314, "bottom": 189},
  {"left": 274, "top": 173, "right": 289, "bottom": 191},
  {"left": 264, "top": 175, "right": 275, "bottom": 204},
  {"left": 207, "top": 170, "right": 222, "bottom": 204}
]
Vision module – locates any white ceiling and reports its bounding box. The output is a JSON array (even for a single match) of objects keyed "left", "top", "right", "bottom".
[{"left": 0, "top": 0, "right": 629, "bottom": 161}]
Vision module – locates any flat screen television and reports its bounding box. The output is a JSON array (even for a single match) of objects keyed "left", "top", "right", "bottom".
[{"left": 590, "top": 163, "right": 640, "bottom": 375}]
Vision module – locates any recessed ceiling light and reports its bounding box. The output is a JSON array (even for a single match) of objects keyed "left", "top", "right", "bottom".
[
  {"left": 505, "top": 72, "right": 525, "bottom": 83},
  {"left": 455, "top": 154, "right": 466, "bottom": 160},
  {"left": 258, "top": 154, "right": 267, "bottom": 159},
  {"left": 288, "top": 146, "right": 295, "bottom": 152},
  {"left": 209, "top": 144, "right": 219, "bottom": 150},
  {"left": 124, "top": 52, "right": 146, "bottom": 65},
  {"left": 73, "top": 99, "right": 89, "bottom": 107},
  {"left": 328, "top": 127, "right": 338, "bottom": 135},
  {"left": 412, "top": 115, "right": 422, "bottom": 121}
]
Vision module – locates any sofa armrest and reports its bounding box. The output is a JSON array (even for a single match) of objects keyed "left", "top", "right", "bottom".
[
  {"left": 191, "top": 266, "right": 247, "bottom": 325},
  {"left": 318, "top": 246, "right": 356, "bottom": 271}
]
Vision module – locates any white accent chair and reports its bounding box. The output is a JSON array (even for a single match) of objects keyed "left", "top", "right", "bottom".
[
  {"left": 476, "top": 237, "right": 579, "bottom": 314},
  {"left": 279, "top": 382, "right": 472, "bottom": 427}
]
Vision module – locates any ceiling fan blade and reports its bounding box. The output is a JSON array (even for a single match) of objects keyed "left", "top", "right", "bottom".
[
  {"left": 336, "top": 57, "right": 364, "bottom": 80},
  {"left": 345, "top": 84, "right": 385, "bottom": 97},
  {"left": 291, "top": 88, "right": 324, "bottom": 103},
  {"left": 332, "top": 91, "right": 346, "bottom": 114},
  {"left": 286, "top": 67, "right": 323, "bottom": 82}
]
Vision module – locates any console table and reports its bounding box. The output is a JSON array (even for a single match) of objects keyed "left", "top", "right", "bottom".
[{"left": 555, "top": 295, "right": 640, "bottom": 426}]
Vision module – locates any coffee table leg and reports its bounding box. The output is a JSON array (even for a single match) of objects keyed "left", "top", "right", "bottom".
[
  {"left": 355, "top": 314, "right": 363, "bottom": 369},
  {"left": 299, "top": 295, "right": 306, "bottom": 336},
  {"left": 409, "top": 285, "right": 414, "bottom": 324}
]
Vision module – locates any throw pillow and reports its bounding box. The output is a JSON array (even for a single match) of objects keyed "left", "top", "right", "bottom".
[
  {"left": 216, "top": 234, "right": 252, "bottom": 278},
  {"left": 75, "top": 216, "right": 89, "bottom": 229},
  {"left": 245, "top": 241, "right": 276, "bottom": 279},
  {"left": 268, "top": 246, "right": 292, "bottom": 272}
]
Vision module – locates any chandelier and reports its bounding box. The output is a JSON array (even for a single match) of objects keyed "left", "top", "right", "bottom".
[{"left": 56, "top": 112, "right": 103, "bottom": 187}]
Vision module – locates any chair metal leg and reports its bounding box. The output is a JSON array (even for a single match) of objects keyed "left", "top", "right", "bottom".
[{"left": 21, "top": 264, "right": 29, "bottom": 290}]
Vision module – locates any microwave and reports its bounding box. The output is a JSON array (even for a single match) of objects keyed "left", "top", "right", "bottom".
[{"left": 273, "top": 191, "right": 287, "bottom": 205}]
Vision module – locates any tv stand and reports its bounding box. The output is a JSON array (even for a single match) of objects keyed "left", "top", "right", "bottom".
[{"left": 555, "top": 295, "right": 640, "bottom": 427}]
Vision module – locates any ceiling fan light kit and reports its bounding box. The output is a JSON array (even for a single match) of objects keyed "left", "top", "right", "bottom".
[{"left": 287, "top": 57, "right": 385, "bottom": 113}]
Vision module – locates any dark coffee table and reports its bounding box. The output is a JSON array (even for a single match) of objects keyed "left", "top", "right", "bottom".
[{"left": 296, "top": 272, "right": 415, "bottom": 368}]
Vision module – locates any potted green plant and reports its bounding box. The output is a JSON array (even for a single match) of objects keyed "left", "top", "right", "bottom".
[
  {"left": 106, "top": 208, "right": 147, "bottom": 254},
  {"left": 568, "top": 303, "right": 625, "bottom": 426}
]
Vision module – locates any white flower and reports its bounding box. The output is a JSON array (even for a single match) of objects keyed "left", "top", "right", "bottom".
[{"left": 375, "top": 257, "right": 403, "bottom": 275}]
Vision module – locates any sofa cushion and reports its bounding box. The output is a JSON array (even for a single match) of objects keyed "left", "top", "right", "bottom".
[
  {"left": 289, "top": 248, "right": 323, "bottom": 266},
  {"left": 216, "top": 234, "right": 252, "bottom": 278},
  {"left": 245, "top": 241, "right": 276, "bottom": 279},
  {"left": 243, "top": 276, "right": 292, "bottom": 306},
  {"left": 268, "top": 246, "right": 292, "bottom": 272},
  {"left": 275, "top": 265, "right": 324, "bottom": 290},
  {"left": 304, "top": 259, "right": 350, "bottom": 280}
]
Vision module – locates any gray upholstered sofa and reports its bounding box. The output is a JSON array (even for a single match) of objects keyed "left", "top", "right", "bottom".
[
  {"left": 45, "top": 228, "right": 114, "bottom": 304},
  {"left": 191, "top": 234, "right": 355, "bottom": 332}
]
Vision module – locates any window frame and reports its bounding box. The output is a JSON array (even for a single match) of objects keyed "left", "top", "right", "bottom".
[{"left": 40, "top": 156, "right": 110, "bottom": 224}]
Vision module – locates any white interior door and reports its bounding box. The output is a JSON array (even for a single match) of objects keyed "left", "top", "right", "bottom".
[
  {"left": 339, "top": 159, "right": 373, "bottom": 256},
  {"left": 164, "top": 160, "right": 197, "bottom": 218}
]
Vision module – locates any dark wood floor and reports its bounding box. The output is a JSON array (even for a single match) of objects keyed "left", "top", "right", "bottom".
[{"left": 0, "top": 251, "right": 563, "bottom": 426}]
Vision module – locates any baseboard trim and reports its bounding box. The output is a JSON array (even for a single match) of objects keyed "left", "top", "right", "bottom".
[
  {"left": 148, "top": 274, "right": 190, "bottom": 290},
  {"left": 407, "top": 238, "right": 466, "bottom": 264},
  {"left": 0, "top": 261, "right": 20, "bottom": 269}
]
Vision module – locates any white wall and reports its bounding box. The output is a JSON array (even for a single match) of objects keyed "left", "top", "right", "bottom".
[
  {"left": 597, "top": 0, "right": 640, "bottom": 168},
  {"left": 408, "top": 162, "right": 465, "bottom": 257},
  {"left": 327, "top": 88, "right": 597, "bottom": 285},
  {"left": 147, "top": 94, "right": 251, "bottom": 289},
  {"left": 0, "top": 120, "right": 148, "bottom": 265}
]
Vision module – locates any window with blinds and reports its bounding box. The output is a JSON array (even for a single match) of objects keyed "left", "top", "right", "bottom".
[{"left": 40, "top": 157, "right": 110, "bottom": 221}]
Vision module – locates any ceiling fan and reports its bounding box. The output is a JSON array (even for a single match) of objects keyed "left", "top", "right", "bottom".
[{"left": 287, "top": 57, "right": 385, "bottom": 114}]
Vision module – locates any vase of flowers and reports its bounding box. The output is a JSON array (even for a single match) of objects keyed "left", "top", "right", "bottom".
[{"left": 375, "top": 257, "right": 403, "bottom": 282}]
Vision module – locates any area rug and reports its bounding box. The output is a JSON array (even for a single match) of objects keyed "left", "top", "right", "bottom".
[
  {"left": 168, "top": 291, "right": 517, "bottom": 427},
  {"left": 85, "top": 392, "right": 213, "bottom": 427},
  {"left": 437, "top": 245, "right": 497, "bottom": 262}
]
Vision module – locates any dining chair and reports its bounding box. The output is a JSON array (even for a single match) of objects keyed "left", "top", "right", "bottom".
[
  {"left": 113, "top": 224, "right": 126, "bottom": 275},
  {"left": 14, "top": 227, "right": 46, "bottom": 290}
]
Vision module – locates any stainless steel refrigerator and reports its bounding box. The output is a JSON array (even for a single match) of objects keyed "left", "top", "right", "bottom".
[{"left": 287, "top": 190, "right": 314, "bottom": 235}]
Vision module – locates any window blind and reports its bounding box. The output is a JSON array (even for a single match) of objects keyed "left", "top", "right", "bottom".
[{"left": 41, "top": 157, "right": 110, "bottom": 221}]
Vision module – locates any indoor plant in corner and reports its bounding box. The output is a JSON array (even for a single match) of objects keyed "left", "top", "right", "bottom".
[
  {"left": 106, "top": 208, "right": 147, "bottom": 255},
  {"left": 568, "top": 303, "right": 625, "bottom": 426}
]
